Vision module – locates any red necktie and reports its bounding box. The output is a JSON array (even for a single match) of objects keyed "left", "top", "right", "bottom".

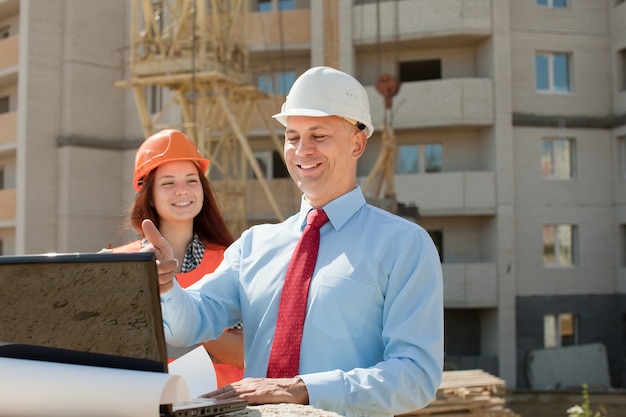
[{"left": 266, "top": 208, "right": 329, "bottom": 378}]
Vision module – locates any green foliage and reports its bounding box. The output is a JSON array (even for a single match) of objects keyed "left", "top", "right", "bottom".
[{"left": 567, "top": 384, "right": 608, "bottom": 417}]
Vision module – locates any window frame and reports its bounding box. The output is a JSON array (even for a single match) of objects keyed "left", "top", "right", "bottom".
[
  {"left": 537, "top": 0, "right": 569, "bottom": 8},
  {"left": 543, "top": 224, "right": 578, "bottom": 267},
  {"left": 535, "top": 52, "right": 572, "bottom": 93},
  {"left": 395, "top": 143, "right": 442, "bottom": 175},
  {"left": 257, "top": 0, "right": 295, "bottom": 12},
  {"left": 249, "top": 151, "right": 273, "bottom": 179},
  {"left": 257, "top": 71, "right": 295, "bottom": 96},
  {"left": 544, "top": 313, "right": 579, "bottom": 348},
  {"left": 541, "top": 137, "right": 576, "bottom": 179}
]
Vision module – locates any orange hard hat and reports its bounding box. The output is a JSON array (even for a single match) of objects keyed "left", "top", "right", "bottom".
[{"left": 133, "top": 129, "right": 210, "bottom": 191}]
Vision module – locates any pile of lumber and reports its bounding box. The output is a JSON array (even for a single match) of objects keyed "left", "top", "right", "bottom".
[{"left": 400, "top": 369, "right": 517, "bottom": 417}]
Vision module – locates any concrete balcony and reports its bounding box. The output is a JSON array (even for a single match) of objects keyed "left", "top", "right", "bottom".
[
  {"left": 244, "top": 177, "right": 301, "bottom": 221},
  {"left": 390, "top": 171, "right": 496, "bottom": 216},
  {"left": 367, "top": 78, "right": 494, "bottom": 130},
  {"left": 0, "top": 188, "right": 16, "bottom": 222},
  {"left": 0, "top": 110, "right": 17, "bottom": 153},
  {"left": 442, "top": 262, "right": 497, "bottom": 308},
  {"left": 353, "top": 0, "right": 492, "bottom": 48},
  {"left": 243, "top": 170, "right": 495, "bottom": 221},
  {"left": 0, "top": 34, "right": 18, "bottom": 70},
  {"left": 248, "top": 79, "right": 494, "bottom": 134},
  {"left": 0, "top": 34, "right": 18, "bottom": 88},
  {"left": 247, "top": 9, "right": 311, "bottom": 55}
]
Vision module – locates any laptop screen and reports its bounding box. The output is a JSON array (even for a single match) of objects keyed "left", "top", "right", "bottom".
[{"left": 0, "top": 252, "right": 168, "bottom": 372}]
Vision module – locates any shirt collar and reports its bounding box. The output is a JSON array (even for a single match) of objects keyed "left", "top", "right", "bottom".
[{"left": 298, "top": 186, "right": 366, "bottom": 231}]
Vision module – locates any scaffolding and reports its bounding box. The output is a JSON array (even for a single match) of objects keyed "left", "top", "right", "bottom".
[{"left": 116, "top": 0, "right": 285, "bottom": 236}]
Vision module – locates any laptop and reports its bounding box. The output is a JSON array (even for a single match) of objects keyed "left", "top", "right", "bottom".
[{"left": 0, "top": 251, "right": 248, "bottom": 417}]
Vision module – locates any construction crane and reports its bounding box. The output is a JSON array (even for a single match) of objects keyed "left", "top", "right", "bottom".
[
  {"left": 115, "top": 0, "right": 285, "bottom": 236},
  {"left": 362, "top": 73, "right": 400, "bottom": 214},
  {"left": 361, "top": 0, "right": 418, "bottom": 221}
]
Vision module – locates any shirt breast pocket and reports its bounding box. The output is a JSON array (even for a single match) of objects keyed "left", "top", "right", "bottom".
[{"left": 308, "top": 275, "right": 377, "bottom": 340}]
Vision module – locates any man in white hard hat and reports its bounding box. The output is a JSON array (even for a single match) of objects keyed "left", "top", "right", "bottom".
[{"left": 146, "top": 66, "right": 443, "bottom": 417}]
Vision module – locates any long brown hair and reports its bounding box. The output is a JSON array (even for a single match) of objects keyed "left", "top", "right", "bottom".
[{"left": 129, "top": 165, "right": 234, "bottom": 247}]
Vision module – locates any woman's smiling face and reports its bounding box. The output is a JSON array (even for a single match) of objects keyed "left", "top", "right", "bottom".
[{"left": 152, "top": 160, "right": 204, "bottom": 224}]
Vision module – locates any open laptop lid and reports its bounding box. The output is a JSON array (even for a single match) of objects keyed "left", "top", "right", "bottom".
[
  {"left": 0, "top": 251, "right": 249, "bottom": 417},
  {"left": 0, "top": 251, "right": 168, "bottom": 373}
]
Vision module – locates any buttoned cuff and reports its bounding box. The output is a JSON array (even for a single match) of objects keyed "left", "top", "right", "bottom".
[{"left": 298, "top": 369, "right": 345, "bottom": 412}]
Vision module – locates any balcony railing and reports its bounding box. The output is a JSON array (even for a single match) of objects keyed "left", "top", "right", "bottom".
[
  {"left": 247, "top": 9, "right": 311, "bottom": 52},
  {"left": 442, "top": 262, "right": 497, "bottom": 308},
  {"left": 0, "top": 111, "right": 17, "bottom": 147},
  {"left": 366, "top": 78, "right": 494, "bottom": 130},
  {"left": 0, "top": 34, "right": 19, "bottom": 72},
  {"left": 389, "top": 171, "right": 496, "bottom": 216},
  {"left": 353, "top": 0, "right": 492, "bottom": 46},
  {"left": 0, "top": 188, "right": 16, "bottom": 222}
]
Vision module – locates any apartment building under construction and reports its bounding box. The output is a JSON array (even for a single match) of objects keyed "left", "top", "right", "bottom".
[{"left": 0, "top": 0, "right": 625, "bottom": 392}]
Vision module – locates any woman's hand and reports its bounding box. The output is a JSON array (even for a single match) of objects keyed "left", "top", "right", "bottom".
[{"left": 141, "top": 219, "right": 178, "bottom": 292}]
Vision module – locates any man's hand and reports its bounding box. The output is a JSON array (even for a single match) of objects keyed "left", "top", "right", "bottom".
[
  {"left": 201, "top": 377, "right": 309, "bottom": 405},
  {"left": 141, "top": 219, "right": 178, "bottom": 293}
]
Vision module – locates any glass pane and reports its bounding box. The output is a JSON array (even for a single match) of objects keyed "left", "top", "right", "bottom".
[
  {"left": 278, "top": 72, "right": 296, "bottom": 95},
  {"left": 544, "top": 315, "right": 557, "bottom": 348},
  {"left": 553, "top": 54, "right": 570, "bottom": 92},
  {"left": 396, "top": 145, "right": 419, "bottom": 174},
  {"left": 553, "top": 139, "right": 572, "bottom": 178},
  {"left": 543, "top": 226, "right": 556, "bottom": 265},
  {"left": 257, "top": 74, "right": 274, "bottom": 94},
  {"left": 559, "top": 314, "right": 576, "bottom": 346},
  {"left": 553, "top": 0, "right": 567, "bottom": 7},
  {"left": 557, "top": 224, "right": 573, "bottom": 265},
  {"left": 536, "top": 55, "right": 549, "bottom": 90},
  {"left": 258, "top": 0, "right": 272, "bottom": 12},
  {"left": 424, "top": 145, "right": 442, "bottom": 172},
  {"left": 541, "top": 140, "right": 554, "bottom": 177},
  {"left": 537, "top": 0, "right": 548, "bottom": 5},
  {"left": 279, "top": 0, "right": 295, "bottom": 10}
]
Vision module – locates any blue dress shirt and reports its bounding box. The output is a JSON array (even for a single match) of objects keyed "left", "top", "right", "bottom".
[{"left": 161, "top": 186, "right": 444, "bottom": 417}]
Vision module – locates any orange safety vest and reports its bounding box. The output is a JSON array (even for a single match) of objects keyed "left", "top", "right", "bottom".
[{"left": 111, "top": 239, "right": 244, "bottom": 388}]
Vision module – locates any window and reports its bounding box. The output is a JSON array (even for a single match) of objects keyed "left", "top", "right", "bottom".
[
  {"left": 250, "top": 151, "right": 272, "bottom": 179},
  {"left": 257, "top": 0, "right": 295, "bottom": 12},
  {"left": 536, "top": 52, "right": 571, "bottom": 93},
  {"left": 537, "top": 0, "right": 568, "bottom": 7},
  {"left": 399, "top": 60, "right": 442, "bottom": 82},
  {"left": 544, "top": 313, "right": 579, "bottom": 348},
  {"left": 543, "top": 224, "right": 577, "bottom": 267},
  {"left": 395, "top": 144, "right": 442, "bottom": 174},
  {"left": 249, "top": 151, "right": 288, "bottom": 179},
  {"left": 146, "top": 85, "right": 163, "bottom": 114},
  {"left": 541, "top": 138, "right": 575, "bottom": 178},
  {"left": 257, "top": 71, "right": 295, "bottom": 95},
  {"left": 0, "top": 96, "right": 9, "bottom": 114}
]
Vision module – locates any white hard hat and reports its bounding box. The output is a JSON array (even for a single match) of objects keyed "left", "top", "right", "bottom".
[{"left": 272, "top": 66, "right": 374, "bottom": 138}]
